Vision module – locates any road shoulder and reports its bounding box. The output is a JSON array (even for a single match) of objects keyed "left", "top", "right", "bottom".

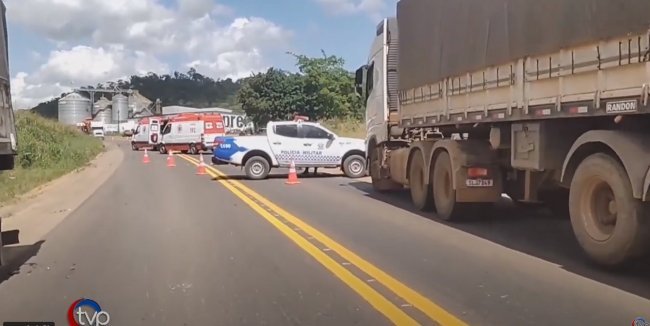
[{"left": 0, "top": 141, "right": 124, "bottom": 247}]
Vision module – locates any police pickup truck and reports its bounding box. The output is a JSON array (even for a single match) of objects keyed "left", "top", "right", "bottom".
[{"left": 212, "top": 118, "right": 366, "bottom": 180}]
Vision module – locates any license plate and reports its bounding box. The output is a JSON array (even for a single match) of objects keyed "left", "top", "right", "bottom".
[{"left": 466, "top": 179, "right": 493, "bottom": 187}]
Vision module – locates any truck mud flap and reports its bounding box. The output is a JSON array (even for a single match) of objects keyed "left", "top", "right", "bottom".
[{"left": 1, "top": 229, "right": 19, "bottom": 246}]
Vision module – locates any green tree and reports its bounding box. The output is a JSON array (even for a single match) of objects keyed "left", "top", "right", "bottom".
[
  {"left": 31, "top": 68, "right": 244, "bottom": 118},
  {"left": 236, "top": 51, "right": 363, "bottom": 125},
  {"left": 237, "top": 68, "right": 305, "bottom": 126},
  {"left": 291, "top": 51, "right": 363, "bottom": 120}
]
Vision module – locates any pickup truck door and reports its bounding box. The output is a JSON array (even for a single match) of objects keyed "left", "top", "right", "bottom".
[
  {"left": 298, "top": 124, "right": 341, "bottom": 166},
  {"left": 268, "top": 123, "right": 303, "bottom": 166}
]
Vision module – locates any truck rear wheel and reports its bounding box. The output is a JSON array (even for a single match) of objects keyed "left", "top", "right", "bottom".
[
  {"left": 432, "top": 151, "right": 472, "bottom": 221},
  {"left": 369, "top": 146, "right": 401, "bottom": 192},
  {"left": 409, "top": 151, "right": 433, "bottom": 211},
  {"left": 131, "top": 142, "right": 138, "bottom": 151},
  {"left": 245, "top": 156, "right": 270, "bottom": 180},
  {"left": 569, "top": 153, "right": 650, "bottom": 267},
  {"left": 0, "top": 155, "right": 14, "bottom": 170},
  {"left": 159, "top": 144, "right": 167, "bottom": 154}
]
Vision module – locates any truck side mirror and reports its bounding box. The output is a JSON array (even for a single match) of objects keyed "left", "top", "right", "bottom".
[{"left": 327, "top": 133, "right": 335, "bottom": 140}]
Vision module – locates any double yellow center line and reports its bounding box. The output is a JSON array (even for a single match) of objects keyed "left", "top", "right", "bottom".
[{"left": 178, "top": 154, "right": 467, "bottom": 326}]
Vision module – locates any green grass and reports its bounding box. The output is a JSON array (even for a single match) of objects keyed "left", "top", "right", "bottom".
[
  {"left": 0, "top": 112, "right": 104, "bottom": 205},
  {"left": 321, "top": 118, "right": 366, "bottom": 139}
]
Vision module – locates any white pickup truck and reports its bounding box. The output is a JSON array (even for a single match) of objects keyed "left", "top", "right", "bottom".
[{"left": 212, "top": 120, "right": 367, "bottom": 180}]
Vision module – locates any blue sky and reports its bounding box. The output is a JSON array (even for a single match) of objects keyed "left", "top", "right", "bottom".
[{"left": 5, "top": 0, "right": 394, "bottom": 108}]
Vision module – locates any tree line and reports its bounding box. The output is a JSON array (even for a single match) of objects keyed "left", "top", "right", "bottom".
[{"left": 30, "top": 52, "right": 363, "bottom": 125}]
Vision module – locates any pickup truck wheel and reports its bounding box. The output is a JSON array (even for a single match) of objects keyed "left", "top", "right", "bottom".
[
  {"left": 245, "top": 156, "right": 270, "bottom": 180},
  {"left": 0, "top": 155, "right": 15, "bottom": 170},
  {"left": 409, "top": 151, "right": 433, "bottom": 211},
  {"left": 569, "top": 153, "right": 650, "bottom": 267},
  {"left": 189, "top": 144, "right": 198, "bottom": 155},
  {"left": 343, "top": 155, "right": 366, "bottom": 178},
  {"left": 159, "top": 144, "right": 167, "bottom": 154},
  {"left": 432, "top": 151, "right": 473, "bottom": 221}
]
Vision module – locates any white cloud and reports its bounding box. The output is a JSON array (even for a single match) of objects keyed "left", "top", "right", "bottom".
[
  {"left": 5, "top": 0, "right": 292, "bottom": 107},
  {"left": 315, "top": 0, "right": 390, "bottom": 19},
  {"left": 11, "top": 46, "right": 168, "bottom": 108}
]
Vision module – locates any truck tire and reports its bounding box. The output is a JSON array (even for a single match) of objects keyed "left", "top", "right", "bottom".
[
  {"left": 189, "top": 143, "right": 198, "bottom": 155},
  {"left": 131, "top": 142, "right": 138, "bottom": 151},
  {"left": 343, "top": 155, "right": 366, "bottom": 178},
  {"left": 244, "top": 156, "right": 270, "bottom": 180},
  {"left": 159, "top": 144, "right": 167, "bottom": 154},
  {"left": 409, "top": 151, "right": 433, "bottom": 211},
  {"left": 0, "top": 155, "right": 14, "bottom": 170},
  {"left": 432, "top": 151, "right": 472, "bottom": 221},
  {"left": 369, "top": 146, "right": 401, "bottom": 192},
  {"left": 569, "top": 153, "right": 650, "bottom": 267}
]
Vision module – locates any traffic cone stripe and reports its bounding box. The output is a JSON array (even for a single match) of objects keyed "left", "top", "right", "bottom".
[
  {"left": 167, "top": 150, "right": 176, "bottom": 167},
  {"left": 196, "top": 153, "right": 207, "bottom": 175},
  {"left": 142, "top": 149, "right": 151, "bottom": 164},
  {"left": 285, "top": 160, "right": 300, "bottom": 185}
]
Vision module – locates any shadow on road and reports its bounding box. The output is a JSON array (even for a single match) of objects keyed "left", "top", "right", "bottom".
[
  {"left": 347, "top": 181, "right": 650, "bottom": 300},
  {"left": 0, "top": 240, "right": 45, "bottom": 285}
]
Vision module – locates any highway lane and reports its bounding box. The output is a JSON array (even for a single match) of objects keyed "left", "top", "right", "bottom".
[
  {"left": 0, "top": 143, "right": 648, "bottom": 325},
  {"left": 192, "top": 158, "right": 650, "bottom": 326},
  {"left": 0, "top": 145, "right": 390, "bottom": 325}
]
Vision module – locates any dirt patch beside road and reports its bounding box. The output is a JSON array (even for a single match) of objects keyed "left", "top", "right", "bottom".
[{"left": 0, "top": 141, "right": 123, "bottom": 248}]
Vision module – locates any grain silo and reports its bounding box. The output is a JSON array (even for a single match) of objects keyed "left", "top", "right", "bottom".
[
  {"left": 111, "top": 94, "right": 129, "bottom": 123},
  {"left": 93, "top": 96, "right": 112, "bottom": 124},
  {"left": 58, "top": 92, "right": 91, "bottom": 125}
]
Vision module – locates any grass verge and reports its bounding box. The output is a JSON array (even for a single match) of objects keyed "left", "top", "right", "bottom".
[
  {"left": 0, "top": 112, "right": 104, "bottom": 206},
  {"left": 321, "top": 118, "right": 366, "bottom": 139}
]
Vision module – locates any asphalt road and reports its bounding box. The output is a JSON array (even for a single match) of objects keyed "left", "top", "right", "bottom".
[{"left": 1, "top": 142, "right": 649, "bottom": 325}]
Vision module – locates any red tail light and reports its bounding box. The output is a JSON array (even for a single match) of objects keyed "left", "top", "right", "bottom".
[{"left": 467, "top": 167, "right": 488, "bottom": 178}]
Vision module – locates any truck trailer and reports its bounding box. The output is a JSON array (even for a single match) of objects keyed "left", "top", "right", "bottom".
[
  {"left": 356, "top": 0, "right": 650, "bottom": 267},
  {"left": 0, "top": 0, "right": 15, "bottom": 171},
  {"left": 0, "top": 0, "right": 17, "bottom": 266}
]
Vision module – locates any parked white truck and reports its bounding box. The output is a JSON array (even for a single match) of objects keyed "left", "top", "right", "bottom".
[
  {"left": 212, "top": 118, "right": 367, "bottom": 180},
  {"left": 357, "top": 0, "right": 650, "bottom": 267},
  {"left": 0, "top": 0, "right": 17, "bottom": 266},
  {"left": 0, "top": 0, "right": 15, "bottom": 171}
]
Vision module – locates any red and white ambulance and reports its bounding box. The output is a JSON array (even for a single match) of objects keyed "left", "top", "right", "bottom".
[
  {"left": 158, "top": 113, "right": 225, "bottom": 154},
  {"left": 131, "top": 117, "right": 162, "bottom": 151}
]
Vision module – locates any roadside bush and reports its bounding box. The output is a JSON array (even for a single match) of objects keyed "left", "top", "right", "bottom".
[{"left": 0, "top": 111, "right": 103, "bottom": 204}]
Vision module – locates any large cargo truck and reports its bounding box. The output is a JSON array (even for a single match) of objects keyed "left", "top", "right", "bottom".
[
  {"left": 0, "top": 0, "right": 17, "bottom": 266},
  {"left": 356, "top": 0, "right": 650, "bottom": 267},
  {"left": 0, "top": 0, "right": 15, "bottom": 171}
]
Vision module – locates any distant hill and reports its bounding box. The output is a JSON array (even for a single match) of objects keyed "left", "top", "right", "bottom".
[{"left": 31, "top": 68, "right": 242, "bottom": 119}]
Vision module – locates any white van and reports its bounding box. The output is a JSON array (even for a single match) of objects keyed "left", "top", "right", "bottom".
[{"left": 131, "top": 117, "right": 162, "bottom": 151}]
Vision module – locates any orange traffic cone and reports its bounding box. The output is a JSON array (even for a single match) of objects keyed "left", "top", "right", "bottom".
[
  {"left": 285, "top": 160, "right": 300, "bottom": 185},
  {"left": 196, "top": 153, "right": 207, "bottom": 175},
  {"left": 142, "top": 149, "right": 151, "bottom": 164},
  {"left": 167, "top": 150, "right": 176, "bottom": 167}
]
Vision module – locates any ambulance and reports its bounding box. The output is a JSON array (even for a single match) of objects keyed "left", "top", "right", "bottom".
[
  {"left": 131, "top": 117, "right": 162, "bottom": 151},
  {"left": 158, "top": 113, "right": 225, "bottom": 154}
]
